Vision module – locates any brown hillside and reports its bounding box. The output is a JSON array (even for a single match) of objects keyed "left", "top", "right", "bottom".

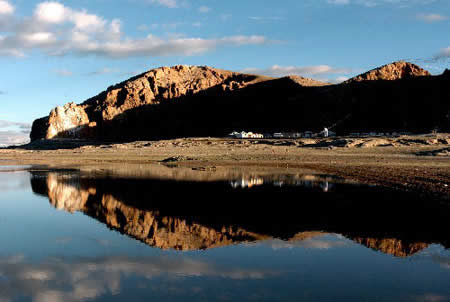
[{"left": 345, "top": 61, "right": 431, "bottom": 83}]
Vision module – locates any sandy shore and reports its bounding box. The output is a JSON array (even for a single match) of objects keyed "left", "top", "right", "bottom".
[{"left": 1, "top": 134, "right": 449, "bottom": 200}]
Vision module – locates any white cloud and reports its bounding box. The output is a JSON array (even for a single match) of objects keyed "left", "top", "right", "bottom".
[
  {"left": 198, "top": 6, "right": 211, "bottom": 13},
  {"left": 35, "top": 2, "right": 106, "bottom": 31},
  {"left": 0, "top": 120, "right": 31, "bottom": 130},
  {"left": 137, "top": 24, "right": 149, "bottom": 31},
  {"left": 0, "top": 0, "right": 14, "bottom": 15},
  {"left": 20, "top": 32, "right": 56, "bottom": 46},
  {"left": 334, "top": 76, "right": 349, "bottom": 83},
  {"left": 326, "top": 0, "right": 438, "bottom": 6},
  {"left": 147, "top": 0, "right": 178, "bottom": 8},
  {"left": 34, "top": 2, "right": 67, "bottom": 24},
  {"left": 435, "top": 46, "right": 450, "bottom": 59},
  {"left": 0, "top": 171, "right": 30, "bottom": 191},
  {"left": 220, "top": 14, "right": 232, "bottom": 21},
  {"left": 0, "top": 254, "right": 278, "bottom": 301},
  {"left": 0, "top": 2, "right": 269, "bottom": 59},
  {"left": 416, "top": 13, "right": 447, "bottom": 23},
  {"left": 0, "top": 120, "right": 32, "bottom": 146},
  {"left": 52, "top": 69, "right": 73, "bottom": 76},
  {"left": 249, "top": 16, "right": 285, "bottom": 22},
  {"left": 241, "top": 64, "right": 352, "bottom": 77},
  {"left": 71, "top": 11, "right": 106, "bottom": 31},
  {"left": 327, "top": 0, "right": 350, "bottom": 5},
  {"left": 268, "top": 238, "right": 348, "bottom": 250},
  {"left": 0, "top": 131, "right": 29, "bottom": 146},
  {"left": 87, "top": 67, "right": 119, "bottom": 76}
]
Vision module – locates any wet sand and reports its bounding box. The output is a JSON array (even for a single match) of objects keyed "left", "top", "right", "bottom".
[{"left": 1, "top": 135, "right": 449, "bottom": 200}]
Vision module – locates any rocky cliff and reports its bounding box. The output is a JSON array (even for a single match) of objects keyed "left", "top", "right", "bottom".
[
  {"left": 345, "top": 61, "right": 431, "bottom": 83},
  {"left": 30, "top": 61, "right": 449, "bottom": 141}
]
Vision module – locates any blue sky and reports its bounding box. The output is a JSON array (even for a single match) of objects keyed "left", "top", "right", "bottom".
[{"left": 0, "top": 0, "right": 448, "bottom": 145}]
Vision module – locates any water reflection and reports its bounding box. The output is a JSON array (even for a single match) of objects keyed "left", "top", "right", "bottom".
[
  {"left": 0, "top": 254, "right": 277, "bottom": 302},
  {"left": 30, "top": 169, "right": 450, "bottom": 256},
  {"left": 230, "top": 175, "right": 336, "bottom": 192},
  {"left": 0, "top": 166, "right": 449, "bottom": 301}
]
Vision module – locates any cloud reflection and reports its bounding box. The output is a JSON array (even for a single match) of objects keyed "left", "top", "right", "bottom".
[
  {"left": 0, "top": 254, "right": 278, "bottom": 302},
  {"left": 0, "top": 171, "right": 30, "bottom": 192},
  {"left": 258, "top": 233, "right": 349, "bottom": 250}
]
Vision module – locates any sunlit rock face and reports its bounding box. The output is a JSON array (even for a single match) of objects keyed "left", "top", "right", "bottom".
[
  {"left": 45, "top": 103, "right": 96, "bottom": 140},
  {"left": 345, "top": 61, "right": 431, "bottom": 83},
  {"left": 93, "top": 65, "right": 251, "bottom": 121}
]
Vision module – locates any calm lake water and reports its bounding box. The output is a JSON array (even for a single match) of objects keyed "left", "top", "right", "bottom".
[{"left": 0, "top": 164, "right": 449, "bottom": 302}]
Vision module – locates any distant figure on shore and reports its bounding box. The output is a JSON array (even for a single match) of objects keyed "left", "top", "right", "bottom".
[{"left": 323, "top": 128, "right": 329, "bottom": 137}]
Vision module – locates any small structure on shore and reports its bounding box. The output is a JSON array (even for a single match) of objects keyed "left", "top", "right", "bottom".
[
  {"left": 228, "top": 130, "right": 336, "bottom": 139},
  {"left": 228, "top": 131, "right": 264, "bottom": 139}
]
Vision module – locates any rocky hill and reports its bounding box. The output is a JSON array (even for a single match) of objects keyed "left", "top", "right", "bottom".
[
  {"left": 30, "top": 61, "right": 449, "bottom": 141},
  {"left": 31, "top": 65, "right": 266, "bottom": 141},
  {"left": 345, "top": 61, "right": 431, "bottom": 83}
]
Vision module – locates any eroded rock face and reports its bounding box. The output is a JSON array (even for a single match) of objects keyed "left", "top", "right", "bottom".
[
  {"left": 46, "top": 103, "right": 93, "bottom": 139},
  {"left": 346, "top": 61, "right": 431, "bottom": 83}
]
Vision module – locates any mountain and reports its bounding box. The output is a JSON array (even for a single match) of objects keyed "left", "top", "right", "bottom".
[
  {"left": 30, "top": 61, "right": 450, "bottom": 141},
  {"left": 344, "top": 61, "right": 431, "bottom": 83}
]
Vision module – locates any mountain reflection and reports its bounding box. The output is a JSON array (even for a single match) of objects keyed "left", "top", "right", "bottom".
[{"left": 30, "top": 169, "right": 450, "bottom": 256}]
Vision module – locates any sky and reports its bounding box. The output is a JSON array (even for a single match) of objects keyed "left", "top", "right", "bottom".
[{"left": 0, "top": 0, "right": 448, "bottom": 145}]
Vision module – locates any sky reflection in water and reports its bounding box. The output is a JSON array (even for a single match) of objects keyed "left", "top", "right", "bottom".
[{"left": 0, "top": 167, "right": 449, "bottom": 302}]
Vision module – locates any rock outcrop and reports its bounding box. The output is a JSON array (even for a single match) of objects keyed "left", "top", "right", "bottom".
[
  {"left": 284, "top": 75, "right": 329, "bottom": 87},
  {"left": 345, "top": 61, "right": 431, "bottom": 83}
]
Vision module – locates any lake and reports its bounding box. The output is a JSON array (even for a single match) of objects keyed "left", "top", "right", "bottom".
[{"left": 0, "top": 164, "right": 449, "bottom": 302}]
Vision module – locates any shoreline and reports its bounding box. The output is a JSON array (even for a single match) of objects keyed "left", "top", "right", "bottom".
[{"left": 1, "top": 135, "right": 449, "bottom": 200}]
